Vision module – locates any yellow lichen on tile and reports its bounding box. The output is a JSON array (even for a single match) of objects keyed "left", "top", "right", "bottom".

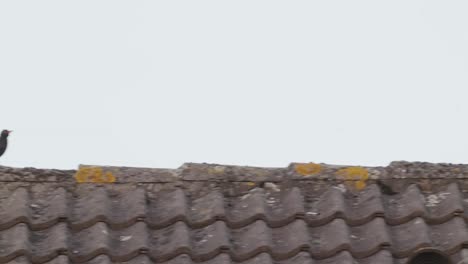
[
  {"left": 247, "top": 182, "right": 256, "bottom": 187},
  {"left": 295, "top": 163, "right": 322, "bottom": 176},
  {"left": 75, "top": 167, "right": 116, "bottom": 183},
  {"left": 209, "top": 166, "right": 226, "bottom": 174},
  {"left": 354, "top": 181, "right": 367, "bottom": 190},
  {"left": 336, "top": 166, "right": 369, "bottom": 191}
]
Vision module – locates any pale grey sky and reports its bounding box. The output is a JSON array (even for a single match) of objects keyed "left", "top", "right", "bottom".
[{"left": 1, "top": 1, "right": 467, "bottom": 169}]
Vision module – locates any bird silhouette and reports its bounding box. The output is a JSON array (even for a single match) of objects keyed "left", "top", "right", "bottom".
[{"left": 0, "top": 130, "right": 12, "bottom": 157}]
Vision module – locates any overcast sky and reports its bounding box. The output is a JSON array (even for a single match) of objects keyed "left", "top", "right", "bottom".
[{"left": 0, "top": 1, "right": 467, "bottom": 169}]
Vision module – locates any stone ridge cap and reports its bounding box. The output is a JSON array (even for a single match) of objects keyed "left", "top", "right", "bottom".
[{"left": 1, "top": 161, "right": 468, "bottom": 183}]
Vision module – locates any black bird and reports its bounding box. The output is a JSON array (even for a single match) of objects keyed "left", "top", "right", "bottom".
[{"left": 0, "top": 130, "right": 12, "bottom": 157}]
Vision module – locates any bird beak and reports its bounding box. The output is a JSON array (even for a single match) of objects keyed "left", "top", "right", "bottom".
[{"left": 7, "top": 130, "right": 12, "bottom": 134}]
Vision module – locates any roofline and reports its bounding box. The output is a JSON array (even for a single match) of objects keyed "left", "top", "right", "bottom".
[{"left": 1, "top": 161, "right": 468, "bottom": 184}]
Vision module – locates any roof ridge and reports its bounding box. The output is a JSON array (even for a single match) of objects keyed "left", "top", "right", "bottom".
[{"left": 1, "top": 161, "right": 468, "bottom": 183}]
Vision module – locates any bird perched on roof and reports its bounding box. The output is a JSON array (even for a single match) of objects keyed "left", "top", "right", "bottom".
[{"left": 0, "top": 130, "right": 12, "bottom": 158}]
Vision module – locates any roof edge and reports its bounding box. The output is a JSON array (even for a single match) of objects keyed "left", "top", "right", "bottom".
[{"left": 1, "top": 161, "right": 468, "bottom": 184}]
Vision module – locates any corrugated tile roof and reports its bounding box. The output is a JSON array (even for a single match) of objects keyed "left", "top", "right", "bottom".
[{"left": 1, "top": 161, "right": 468, "bottom": 263}]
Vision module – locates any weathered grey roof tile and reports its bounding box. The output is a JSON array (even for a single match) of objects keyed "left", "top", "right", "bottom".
[
  {"left": 270, "top": 220, "right": 309, "bottom": 259},
  {"left": 430, "top": 217, "right": 468, "bottom": 254},
  {"left": 148, "top": 221, "right": 191, "bottom": 262},
  {"left": 189, "top": 191, "right": 225, "bottom": 226},
  {"left": 449, "top": 248, "right": 468, "bottom": 264},
  {"left": 30, "top": 223, "right": 67, "bottom": 263},
  {"left": 384, "top": 184, "right": 426, "bottom": 225},
  {"left": 0, "top": 188, "right": 30, "bottom": 230},
  {"left": 5, "top": 256, "right": 70, "bottom": 264},
  {"left": 359, "top": 250, "right": 394, "bottom": 264},
  {"left": 239, "top": 253, "right": 273, "bottom": 264},
  {"left": 423, "top": 182, "right": 464, "bottom": 223},
  {"left": 110, "top": 187, "right": 147, "bottom": 227},
  {"left": 230, "top": 220, "right": 271, "bottom": 260},
  {"left": 305, "top": 187, "right": 346, "bottom": 226},
  {"left": 276, "top": 252, "right": 313, "bottom": 264},
  {"left": 3, "top": 161, "right": 468, "bottom": 263},
  {"left": 158, "top": 254, "right": 192, "bottom": 264},
  {"left": 0, "top": 223, "right": 29, "bottom": 263},
  {"left": 309, "top": 218, "right": 350, "bottom": 259},
  {"left": 266, "top": 187, "right": 305, "bottom": 225},
  {"left": 227, "top": 188, "right": 267, "bottom": 227},
  {"left": 315, "top": 251, "right": 353, "bottom": 264},
  {"left": 190, "top": 221, "right": 229, "bottom": 259},
  {"left": 346, "top": 184, "right": 385, "bottom": 224},
  {"left": 68, "top": 222, "right": 109, "bottom": 262},
  {"left": 147, "top": 189, "right": 188, "bottom": 229},
  {"left": 349, "top": 217, "right": 390, "bottom": 258},
  {"left": 85, "top": 255, "right": 114, "bottom": 264},
  {"left": 69, "top": 187, "right": 108, "bottom": 230},
  {"left": 390, "top": 217, "right": 432, "bottom": 257}
]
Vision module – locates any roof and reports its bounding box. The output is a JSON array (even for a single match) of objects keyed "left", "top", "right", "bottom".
[{"left": 1, "top": 161, "right": 468, "bottom": 263}]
